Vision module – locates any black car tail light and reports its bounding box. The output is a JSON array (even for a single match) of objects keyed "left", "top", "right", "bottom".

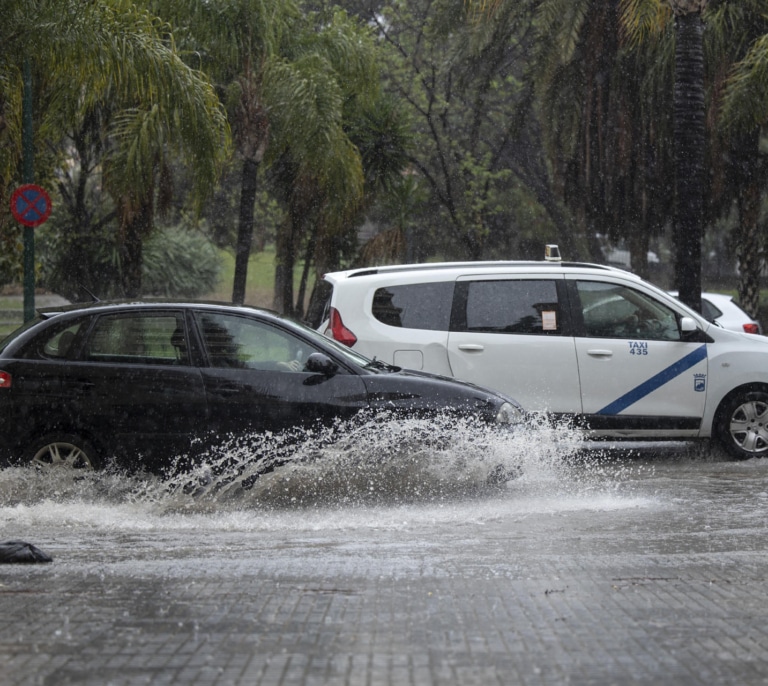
[
  {"left": 0, "top": 371, "right": 11, "bottom": 389},
  {"left": 743, "top": 323, "right": 760, "bottom": 334},
  {"left": 328, "top": 307, "right": 357, "bottom": 347}
]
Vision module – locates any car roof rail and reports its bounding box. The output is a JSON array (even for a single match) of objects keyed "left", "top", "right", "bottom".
[{"left": 344, "top": 260, "right": 616, "bottom": 278}]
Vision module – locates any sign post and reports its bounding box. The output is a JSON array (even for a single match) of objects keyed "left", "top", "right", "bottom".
[{"left": 18, "top": 59, "right": 39, "bottom": 322}]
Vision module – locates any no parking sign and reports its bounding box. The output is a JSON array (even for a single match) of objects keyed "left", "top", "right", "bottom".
[{"left": 10, "top": 184, "right": 52, "bottom": 227}]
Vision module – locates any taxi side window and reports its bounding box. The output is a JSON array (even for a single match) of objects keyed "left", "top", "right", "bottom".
[
  {"left": 453, "top": 279, "right": 563, "bottom": 335},
  {"left": 371, "top": 282, "right": 453, "bottom": 331},
  {"left": 576, "top": 281, "right": 681, "bottom": 341}
]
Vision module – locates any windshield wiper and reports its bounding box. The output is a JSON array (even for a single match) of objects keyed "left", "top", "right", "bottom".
[{"left": 365, "top": 356, "right": 399, "bottom": 372}]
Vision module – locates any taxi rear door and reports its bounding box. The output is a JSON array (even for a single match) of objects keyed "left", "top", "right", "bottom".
[{"left": 446, "top": 275, "right": 582, "bottom": 414}]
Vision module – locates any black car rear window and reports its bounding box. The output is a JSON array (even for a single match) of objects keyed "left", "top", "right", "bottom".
[
  {"left": 372, "top": 282, "right": 454, "bottom": 331},
  {"left": 0, "top": 316, "right": 42, "bottom": 353},
  {"left": 84, "top": 313, "right": 188, "bottom": 365}
]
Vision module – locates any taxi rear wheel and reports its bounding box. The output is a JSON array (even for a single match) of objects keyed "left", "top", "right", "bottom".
[{"left": 716, "top": 390, "right": 768, "bottom": 460}]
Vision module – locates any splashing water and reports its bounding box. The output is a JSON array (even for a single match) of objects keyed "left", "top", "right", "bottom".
[
  {"left": 0, "top": 412, "right": 658, "bottom": 533},
  {"left": 163, "top": 411, "right": 588, "bottom": 508}
]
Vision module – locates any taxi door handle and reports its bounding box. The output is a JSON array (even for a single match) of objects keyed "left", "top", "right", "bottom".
[
  {"left": 587, "top": 349, "right": 613, "bottom": 358},
  {"left": 457, "top": 344, "right": 484, "bottom": 352}
]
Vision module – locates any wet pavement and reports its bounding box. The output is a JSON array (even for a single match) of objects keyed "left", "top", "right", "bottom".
[{"left": 2, "top": 442, "right": 768, "bottom": 685}]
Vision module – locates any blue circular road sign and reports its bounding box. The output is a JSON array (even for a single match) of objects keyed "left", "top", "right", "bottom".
[{"left": 11, "top": 184, "right": 52, "bottom": 227}]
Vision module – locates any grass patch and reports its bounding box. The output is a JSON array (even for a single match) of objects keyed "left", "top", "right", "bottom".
[
  {"left": 205, "top": 247, "right": 313, "bottom": 309},
  {"left": 0, "top": 246, "right": 312, "bottom": 339},
  {"left": 0, "top": 297, "right": 23, "bottom": 309}
]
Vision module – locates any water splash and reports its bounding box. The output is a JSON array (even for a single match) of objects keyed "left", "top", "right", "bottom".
[
  {"left": 161, "top": 411, "right": 586, "bottom": 509},
  {"left": 0, "top": 412, "right": 591, "bottom": 511}
]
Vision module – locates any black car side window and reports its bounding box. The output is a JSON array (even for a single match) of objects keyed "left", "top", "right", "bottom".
[
  {"left": 84, "top": 313, "right": 188, "bottom": 365},
  {"left": 42, "top": 325, "right": 82, "bottom": 359},
  {"left": 197, "top": 313, "right": 316, "bottom": 371}
]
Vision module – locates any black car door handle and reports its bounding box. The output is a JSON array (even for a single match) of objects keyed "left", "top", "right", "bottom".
[{"left": 215, "top": 384, "right": 241, "bottom": 397}]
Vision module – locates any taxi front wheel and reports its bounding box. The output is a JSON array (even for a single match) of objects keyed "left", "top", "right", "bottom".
[{"left": 716, "top": 390, "right": 768, "bottom": 460}]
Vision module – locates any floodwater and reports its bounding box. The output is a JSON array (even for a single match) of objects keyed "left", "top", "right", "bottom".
[
  {"left": 0, "top": 413, "right": 728, "bottom": 545},
  {"left": 4, "top": 415, "right": 768, "bottom": 685}
]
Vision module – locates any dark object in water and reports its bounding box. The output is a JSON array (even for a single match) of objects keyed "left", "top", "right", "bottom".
[{"left": 0, "top": 540, "right": 53, "bottom": 564}]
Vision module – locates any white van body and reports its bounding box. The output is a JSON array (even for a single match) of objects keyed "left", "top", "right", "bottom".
[{"left": 316, "top": 259, "right": 768, "bottom": 459}]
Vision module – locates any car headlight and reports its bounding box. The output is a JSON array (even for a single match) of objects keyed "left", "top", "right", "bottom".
[{"left": 495, "top": 401, "right": 525, "bottom": 425}]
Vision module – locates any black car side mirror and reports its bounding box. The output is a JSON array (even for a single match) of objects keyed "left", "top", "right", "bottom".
[{"left": 305, "top": 352, "right": 339, "bottom": 377}]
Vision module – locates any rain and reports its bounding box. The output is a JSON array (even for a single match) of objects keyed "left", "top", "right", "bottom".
[{"left": 4, "top": 2, "right": 768, "bottom": 684}]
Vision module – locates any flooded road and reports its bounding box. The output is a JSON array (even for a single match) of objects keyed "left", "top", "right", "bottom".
[{"left": 2, "top": 419, "right": 767, "bottom": 685}]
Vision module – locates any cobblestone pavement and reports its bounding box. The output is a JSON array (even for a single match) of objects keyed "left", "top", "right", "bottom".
[{"left": 2, "top": 453, "right": 768, "bottom": 685}]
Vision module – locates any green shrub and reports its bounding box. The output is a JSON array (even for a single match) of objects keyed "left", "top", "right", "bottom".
[
  {"left": 38, "top": 223, "right": 222, "bottom": 300},
  {"left": 142, "top": 226, "right": 222, "bottom": 297}
]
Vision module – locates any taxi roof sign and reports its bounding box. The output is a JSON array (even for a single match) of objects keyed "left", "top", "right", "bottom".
[{"left": 544, "top": 244, "right": 561, "bottom": 262}]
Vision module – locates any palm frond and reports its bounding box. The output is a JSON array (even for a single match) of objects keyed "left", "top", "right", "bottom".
[
  {"left": 536, "top": 0, "right": 591, "bottom": 64},
  {"left": 721, "top": 33, "right": 768, "bottom": 131},
  {"left": 619, "top": 0, "right": 671, "bottom": 47}
]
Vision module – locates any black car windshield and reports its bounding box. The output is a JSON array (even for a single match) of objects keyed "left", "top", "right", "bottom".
[{"left": 287, "top": 317, "right": 379, "bottom": 369}]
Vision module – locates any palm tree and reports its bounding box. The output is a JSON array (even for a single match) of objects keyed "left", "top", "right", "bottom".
[
  {"left": 534, "top": 0, "right": 675, "bottom": 273},
  {"left": 156, "top": 1, "right": 277, "bottom": 304},
  {"left": 154, "top": 2, "right": 388, "bottom": 312},
  {"left": 466, "top": 0, "right": 706, "bottom": 308},
  {"left": 0, "top": 0, "right": 230, "bottom": 297},
  {"left": 99, "top": 5, "right": 230, "bottom": 296},
  {"left": 715, "top": 1, "right": 768, "bottom": 320},
  {"left": 626, "top": 0, "right": 768, "bottom": 320},
  {"left": 665, "top": 0, "right": 707, "bottom": 313},
  {"left": 148, "top": 0, "right": 325, "bottom": 305}
]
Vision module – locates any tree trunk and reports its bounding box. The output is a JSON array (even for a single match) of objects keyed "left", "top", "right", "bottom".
[
  {"left": 627, "top": 227, "right": 651, "bottom": 280},
  {"left": 119, "top": 199, "right": 152, "bottom": 298},
  {"left": 732, "top": 130, "right": 762, "bottom": 319},
  {"left": 295, "top": 231, "right": 317, "bottom": 320},
  {"left": 273, "top": 208, "right": 300, "bottom": 316},
  {"left": 672, "top": 11, "right": 706, "bottom": 313},
  {"left": 232, "top": 157, "right": 260, "bottom": 305},
  {"left": 304, "top": 227, "right": 341, "bottom": 325}
]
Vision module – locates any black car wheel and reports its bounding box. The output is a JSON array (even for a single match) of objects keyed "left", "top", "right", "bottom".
[
  {"left": 716, "top": 390, "right": 768, "bottom": 460},
  {"left": 27, "top": 434, "right": 100, "bottom": 471}
]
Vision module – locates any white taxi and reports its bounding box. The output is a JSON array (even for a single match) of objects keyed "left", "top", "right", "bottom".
[{"left": 315, "top": 248, "right": 768, "bottom": 459}]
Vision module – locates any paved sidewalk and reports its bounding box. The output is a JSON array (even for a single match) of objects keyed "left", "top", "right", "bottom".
[{"left": 2, "top": 457, "right": 768, "bottom": 685}]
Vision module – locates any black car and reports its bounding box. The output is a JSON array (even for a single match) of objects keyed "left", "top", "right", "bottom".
[{"left": 0, "top": 302, "right": 524, "bottom": 472}]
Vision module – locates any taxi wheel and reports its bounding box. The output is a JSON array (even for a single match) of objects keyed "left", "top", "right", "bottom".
[
  {"left": 716, "top": 390, "right": 768, "bottom": 460},
  {"left": 26, "top": 434, "right": 100, "bottom": 471}
]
